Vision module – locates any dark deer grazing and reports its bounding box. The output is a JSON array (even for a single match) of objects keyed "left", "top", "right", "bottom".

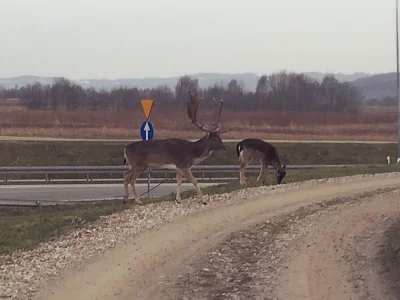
[
  {"left": 236, "top": 138, "right": 286, "bottom": 185},
  {"left": 123, "top": 92, "right": 227, "bottom": 205}
]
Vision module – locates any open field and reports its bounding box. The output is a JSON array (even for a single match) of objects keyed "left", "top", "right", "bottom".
[
  {"left": 0, "top": 107, "right": 397, "bottom": 141},
  {"left": 360, "top": 105, "right": 398, "bottom": 113},
  {"left": 1, "top": 165, "right": 399, "bottom": 255},
  {"left": 0, "top": 140, "right": 397, "bottom": 167}
]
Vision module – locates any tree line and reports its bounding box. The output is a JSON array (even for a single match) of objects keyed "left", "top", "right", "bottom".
[{"left": 0, "top": 71, "right": 363, "bottom": 113}]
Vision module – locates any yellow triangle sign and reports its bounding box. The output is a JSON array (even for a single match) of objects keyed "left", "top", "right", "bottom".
[{"left": 140, "top": 99, "right": 153, "bottom": 119}]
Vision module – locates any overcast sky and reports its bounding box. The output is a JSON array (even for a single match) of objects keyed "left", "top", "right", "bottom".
[{"left": 0, "top": 0, "right": 396, "bottom": 78}]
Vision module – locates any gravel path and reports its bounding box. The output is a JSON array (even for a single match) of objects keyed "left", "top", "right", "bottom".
[
  {"left": 164, "top": 187, "right": 400, "bottom": 300},
  {"left": 1, "top": 172, "right": 400, "bottom": 300}
]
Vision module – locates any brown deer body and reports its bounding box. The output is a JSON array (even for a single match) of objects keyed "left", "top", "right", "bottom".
[
  {"left": 123, "top": 93, "right": 226, "bottom": 205},
  {"left": 236, "top": 138, "right": 286, "bottom": 185}
]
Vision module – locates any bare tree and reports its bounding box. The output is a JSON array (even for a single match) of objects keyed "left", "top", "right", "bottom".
[
  {"left": 256, "top": 75, "right": 268, "bottom": 95},
  {"left": 4, "top": 72, "right": 363, "bottom": 113},
  {"left": 175, "top": 76, "right": 199, "bottom": 104}
]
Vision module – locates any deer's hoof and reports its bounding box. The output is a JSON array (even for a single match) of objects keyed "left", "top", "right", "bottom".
[
  {"left": 135, "top": 199, "right": 143, "bottom": 205},
  {"left": 201, "top": 200, "right": 208, "bottom": 205}
]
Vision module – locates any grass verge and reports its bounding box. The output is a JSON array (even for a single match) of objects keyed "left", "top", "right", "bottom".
[
  {"left": 0, "top": 140, "right": 397, "bottom": 167},
  {"left": 0, "top": 202, "right": 129, "bottom": 254},
  {"left": 1, "top": 164, "right": 399, "bottom": 255}
]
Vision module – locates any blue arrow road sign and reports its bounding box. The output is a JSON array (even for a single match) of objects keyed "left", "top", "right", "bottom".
[{"left": 140, "top": 120, "right": 154, "bottom": 141}]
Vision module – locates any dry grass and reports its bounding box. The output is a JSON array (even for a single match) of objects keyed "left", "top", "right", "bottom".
[
  {"left": 0, "top": 108, "right": 396, "bottom": 141},
  {"left": 360, "top": 105, "right": 398, "bottom": 113}
]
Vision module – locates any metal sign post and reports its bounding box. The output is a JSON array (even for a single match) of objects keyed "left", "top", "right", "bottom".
[
  {"left": 140, "top": 99, "right": 154, "bottom": 198},
  {"left": 146, "top": 117, "right": 152, "bottom": 199}
]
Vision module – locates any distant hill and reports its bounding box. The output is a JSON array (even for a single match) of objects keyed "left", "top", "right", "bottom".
[
  {"left": 0, "top": 75, "right": 57, "bottom": 89},
  {"left": 0, "top": 72, "right": 371, "bottom": 93},
  {"left": 351, "top": 72, "right": 397, "bottom": 100},
  {"left": 304, "top": 72, "right": 371, "bottom": 82}
]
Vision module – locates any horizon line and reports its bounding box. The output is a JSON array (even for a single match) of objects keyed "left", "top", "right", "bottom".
[{"left": 0, "top": 70, "right": 391, "bottom": 81}]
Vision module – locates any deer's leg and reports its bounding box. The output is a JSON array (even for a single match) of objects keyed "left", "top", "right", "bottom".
[
  {"left": 239, "top": 154, "right": 246, "bottom": 185},
  {"left": 181, "top": 168, "right": 206, "bottom": 205},
  {"left": 239, "top": 151, "right": 252, "bottom": 185},
  {"left": 130, "top": 181, "right": 141, "bottom": 205},
  {"left": 239, "top": 164, "right": 246, "bottom": 185},
  {"left": 123, "top": 168, "right": 132, "bottom": 204},
  {"left": 125, "top": 166, "right": 145, "bottom": 205},
  {"left": 258, "top": 158, "right": 269, "bottom": 185},
  {"left": 256, "top": 160, "right": 264, "bottom": 182},
  {"left": 176, "top": 171, "right": 183, "bottom": 202},
  {"left": 130, "top": 170, "right": 143, "bottom": 205}
]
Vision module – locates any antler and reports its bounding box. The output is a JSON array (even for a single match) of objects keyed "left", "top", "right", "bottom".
[
  {"left": 187, "top": 92, "right": 227, "bottom": 133},
  {"left": 187, "top": 91, "right": 207, "bottom": 131},
  {"left": 211, "top": 97, "right": 224, "bottom": 132}
]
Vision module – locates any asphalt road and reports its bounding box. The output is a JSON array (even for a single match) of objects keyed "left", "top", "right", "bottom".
[{"left": 0, "top": 182, "right": 217, "bottom": 204}]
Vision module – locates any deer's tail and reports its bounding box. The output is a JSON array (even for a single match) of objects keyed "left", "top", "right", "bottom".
[
  {"left": 123, "top": 147, "right": 128, "bottom": 166},
  {"left": 236, "top": 142, "right": 242, "bottom": 158}
]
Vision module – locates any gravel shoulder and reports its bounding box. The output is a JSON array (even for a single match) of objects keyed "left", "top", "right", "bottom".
[{"left": 2, "top": 173, "right": 400, "bottom": 300}]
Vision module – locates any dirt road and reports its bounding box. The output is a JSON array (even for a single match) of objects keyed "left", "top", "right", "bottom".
[
  {"left": 274, "top": 189, "right": 400, "bottom": 300},
  {"left": 32, "top": 173, "right": 400, "bottom": 300},
  {"left": 167, "top": 188, "right": 400, "bottom": 300}
]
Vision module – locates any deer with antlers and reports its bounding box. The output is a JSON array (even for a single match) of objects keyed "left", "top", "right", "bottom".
[{"left": 123, "top": 92, "right": 227, "bottom": 205}]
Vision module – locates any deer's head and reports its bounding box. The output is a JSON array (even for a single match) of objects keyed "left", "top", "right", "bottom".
[
  {"left": 275, "top": 164, "right": 286, "bottom": 184},
  {"left": 187, "top": 92, "right": 227, "bottom": 151},
  {"left": 204, "top": 131, "right": 226, "bottom": 151}
]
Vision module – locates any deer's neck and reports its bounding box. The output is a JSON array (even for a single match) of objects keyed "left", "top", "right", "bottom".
[
  {"left": 190, "top": 136, "right": 213, "bottom": 163},
  {"left": 271, "top": 157, "right": 282, "bottom": 171}
]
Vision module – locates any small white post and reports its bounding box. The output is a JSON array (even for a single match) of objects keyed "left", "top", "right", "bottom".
[{"left": 387, "top": 156, "right": 391, "bottom": 164}]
